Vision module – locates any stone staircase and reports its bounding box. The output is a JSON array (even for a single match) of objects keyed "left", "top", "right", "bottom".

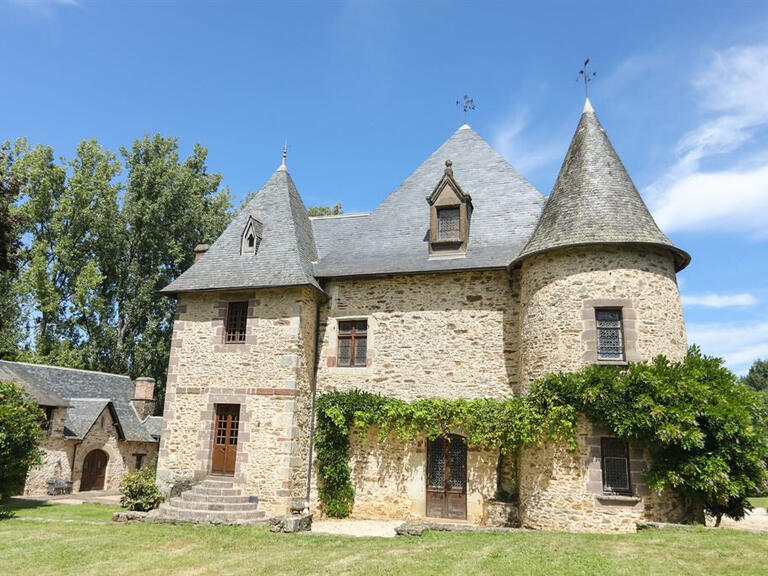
[{"left": 157, "top": 476, "right": 266, "bottom": 525}]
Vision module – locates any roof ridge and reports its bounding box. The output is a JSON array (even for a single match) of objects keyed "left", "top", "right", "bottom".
[{"left": 0, "top": 359, "right": 130, "bottom": 380}]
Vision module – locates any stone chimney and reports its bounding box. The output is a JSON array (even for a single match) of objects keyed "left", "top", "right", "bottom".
[
  {"left": 193, "top": 244, "right": 210, "bottom": 263},
  {"left": 131, "top": 377, "right": 156, "bottom": 420}
]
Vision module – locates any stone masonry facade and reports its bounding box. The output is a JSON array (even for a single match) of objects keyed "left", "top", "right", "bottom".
[
  {"left": 158, "top": 249, "right": 695, "bottom": 531},
  {"left": 24, "top": 405, "right": 157, "bottom": 495}
]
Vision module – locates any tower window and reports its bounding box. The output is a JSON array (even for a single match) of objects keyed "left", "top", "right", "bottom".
[
  {"left": 225, "top": 301, "right": 249, "bottom": 343},
  {"left": 596, "top": 309, "right": 624, "bottom": 361},
  {"left": 601, "top": 438, "right": 631, "bottom": 494}
]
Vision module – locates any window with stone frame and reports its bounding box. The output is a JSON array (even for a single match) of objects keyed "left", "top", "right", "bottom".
[
  {"left": 40, "top": 406, "right": 54, "bottom": 433},
  {"left": 225, "top": 301, "right": 249, "bottom": 343},
  {"left": 601, "top": 438, "right": 631, "bottom": 494},
  {"left": 134, "top": 453, "right": 145, "bottom": 470},
  {"left": 436, "top": 207, "right": 461, "bottom": 242},
  {"left": 596, "top": 308, "right": 624, "bottom": 361},
  {"left": 337, "top": 320, "right": 368, "bottom": 367}
]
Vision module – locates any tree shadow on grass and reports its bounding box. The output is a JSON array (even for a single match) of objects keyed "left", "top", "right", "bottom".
[{"left": 0, "top": 497, "right": 56, "bottom": 520}]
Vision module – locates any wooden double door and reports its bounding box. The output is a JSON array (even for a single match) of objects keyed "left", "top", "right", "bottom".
[
  {"left": 426, "top": 435, "right": 467, "bottom": 520},
  {"left": 211, "top": 404, "right": 240, "bottom": 475},
  {"left": 81, "top": 449, "right": 108, "bottom": 491}
]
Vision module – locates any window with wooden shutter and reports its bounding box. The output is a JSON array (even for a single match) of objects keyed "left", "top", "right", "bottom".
[
  {"left": 596, "top": 308, "right": 624, "bottom": 361},
  {"left": 337, "top": 320, "right": 367, "bottom": 367},
  {"left": 225, "top": 301, "right": 248, "bottom": 343},
  {"left": 601, "top": 438, "right": 631, "bottom": 494}
]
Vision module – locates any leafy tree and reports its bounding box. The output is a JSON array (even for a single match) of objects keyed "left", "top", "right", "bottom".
[
  {"left": 117, "top": 135, "right": 232, "bottom": 401},
  {"left": 743, "top": 359, "right": 768, "bottom": 392},
  {"left": 308, "top": 203, "right": 343, "bottom": 217},
  {"left": 0, "top": 381, "right": 43, "bottom": 509},
  {"left": 0, "top": 142, "right": 24, "bottom": 358},
  {"left": 11, "top": 135, "right": 232, "bottom": 409}
]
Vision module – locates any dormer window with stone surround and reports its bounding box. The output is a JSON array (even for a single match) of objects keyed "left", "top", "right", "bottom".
[
  {"left": 241, "top": 217, "right": 263, "bottom": 256},
  {"left": 427, "top": 160, "right": 471, "bottom": 255}
]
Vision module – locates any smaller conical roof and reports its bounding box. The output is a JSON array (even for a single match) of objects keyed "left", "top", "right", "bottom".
[
  {"left": 161, "top": 167, "right": 319, "bottom": 293},
  {"left": 514, "top": 99, "right": 689, "bottom": 271}
]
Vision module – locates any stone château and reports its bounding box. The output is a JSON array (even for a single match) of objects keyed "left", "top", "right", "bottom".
[{"left": 155, "top": 99, "right": 695, "bottom": 531}]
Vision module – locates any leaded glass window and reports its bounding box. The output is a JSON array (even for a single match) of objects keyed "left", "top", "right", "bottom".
[
  {"left": 337, "top": 320, "right": 367, "bottom": 367},
  {"left": 437, "top": 207, "right": 460, "bottom": 241},
  {"left": 596, "top": 308, "right": 624, "bottom": 360},
  {"left": 601, "top": 438, "right": 630, "bottom": 494}
]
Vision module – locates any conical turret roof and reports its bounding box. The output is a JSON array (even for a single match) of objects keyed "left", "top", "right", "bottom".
[
  {"left": 161, "top": 166, "right": 320, "bottom": 294},
  {"left": 514, "top": 99, "right": 689, "bottom": 271}
]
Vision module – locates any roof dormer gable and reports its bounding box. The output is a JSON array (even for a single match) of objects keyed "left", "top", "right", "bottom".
[
  {"left": 426, "top": 160, "right": 472, "bottom": 255},
  {"left": 241, "top": 216, "right": 264, "bottom": 256}
]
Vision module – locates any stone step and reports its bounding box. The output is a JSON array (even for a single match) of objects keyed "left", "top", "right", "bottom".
[
  {"left": 169, "top": 497, "right": 259, "bottom": 512},
  {"left": 158, "top": 503, "right": 266, "bottom": 525},
  {"left": 181, "top": 492, "right": 252, "bottom": 504},
  {"left": 187, "top": 486, "right": 243, "bottom": 497},
  {"left": 200, "top": 476, "right": 235, "bottom": 486}
]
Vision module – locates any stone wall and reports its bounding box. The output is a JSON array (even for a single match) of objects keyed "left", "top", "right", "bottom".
[
  {"left": 23, "top": 406, "right": 73, "bottom": 495},
  {"left": 346, "top": 428, "right": 498, "bottom": 525},
  {"left": 518, "top": 417, "right": 695, "bottom": 532},
  {"left": 156, "top": 286, "right": 319, "bottom": 517},
  {"left": 315, "top": 270, "right": 521, "bottom": 399},
  {"left": 518, "top": 246, "right": 687, "bottom": 386}
]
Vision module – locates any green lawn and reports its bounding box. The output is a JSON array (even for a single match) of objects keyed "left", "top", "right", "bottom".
[
  {"left": 750, "top": 497, "right": 768, "bottom": 510},
  {"left": 1, "top": 500, "right": 767, "bottom": 576}
]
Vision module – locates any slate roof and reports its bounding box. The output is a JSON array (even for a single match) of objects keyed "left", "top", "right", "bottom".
[
  {"left": 514, "top": 99, "right": 690, "bottom": 271},
  {"left": 312, "top": 125, "right": 545, "bottom": 277},
  {"left": 161, "top": 167, "right": 320, "bottom": 294},
  {"left": 0, "top": 360, "right": 158, "bottom": 443}
]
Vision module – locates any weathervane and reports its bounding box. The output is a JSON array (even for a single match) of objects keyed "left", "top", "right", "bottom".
[
  {"left": 456, "top": 94, "right": 476, "bottom": 121},
  {"left": 576, "top": 58, "right": 596, "bottom": 98},
  {"left": 281, "top": 140, "right": 287, "bottom": 168}
]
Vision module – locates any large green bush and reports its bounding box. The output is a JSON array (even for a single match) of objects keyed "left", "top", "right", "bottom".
[
  {"left": 119, "top": 467, "right": 163, "bottom": 511},
  {"left": 315, "top": 347, "right": 768, "bottom": 521},
  {"left": 0, "top": 380, "right": 43, "bottom": 507}
]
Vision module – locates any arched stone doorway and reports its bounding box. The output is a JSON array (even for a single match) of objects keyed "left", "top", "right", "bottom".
[{"left": 81, "top": 449, "right": 108, "bottom": 491}]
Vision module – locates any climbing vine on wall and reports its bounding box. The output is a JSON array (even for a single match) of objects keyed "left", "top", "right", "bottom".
[{"left": 315, "top": 347, "right": 768, "bottom": 521}]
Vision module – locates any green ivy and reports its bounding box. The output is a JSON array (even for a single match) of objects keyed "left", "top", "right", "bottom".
[{"left": 315, "top": 347, "right": 768, "bottom": 521}]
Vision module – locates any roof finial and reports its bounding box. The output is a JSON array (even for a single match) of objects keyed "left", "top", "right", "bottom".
[
  {"left": 576, "top": 58, "right": 597, "bottom": 111},
  {"left": 444, "top": 159, "right": 453, "bottom": 177},
  {"left": 278, "top": 140, "right": 287, "bottom": 171}
]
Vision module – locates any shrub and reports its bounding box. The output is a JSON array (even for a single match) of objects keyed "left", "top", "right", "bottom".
[
  {"left": 0, "top": 380, "right": 43, "bottom": 509},
  {"left": 119, "top": 467, "right": 163, "bottom": 511}
]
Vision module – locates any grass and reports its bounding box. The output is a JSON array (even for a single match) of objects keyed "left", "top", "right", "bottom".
[
  {"left": 1, "top": 500, "right": 767, "bottom": 576},
  {"left": 749, "top": 497, "right": 768, "bottom": 510}
]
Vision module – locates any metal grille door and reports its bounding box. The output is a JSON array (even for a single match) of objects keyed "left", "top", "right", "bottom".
[{"left": 426, "top": 435, "right": 467, "bottom": 520}]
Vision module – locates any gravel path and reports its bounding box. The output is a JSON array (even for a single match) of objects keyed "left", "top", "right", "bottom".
[{"left": 311, "top": 519, "right": 404, "bottom": 538}]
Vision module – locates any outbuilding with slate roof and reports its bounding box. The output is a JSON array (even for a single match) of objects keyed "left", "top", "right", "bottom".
[
  {"left": 155, "top": 100, "right": 696, "bottom": 532},
  {"left": 0, "top": 360, "right": 161, "bottom": 496}
]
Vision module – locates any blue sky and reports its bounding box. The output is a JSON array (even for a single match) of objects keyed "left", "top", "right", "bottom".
[{"left": 2, "top": 0, "right": 767, "bottom": 374}]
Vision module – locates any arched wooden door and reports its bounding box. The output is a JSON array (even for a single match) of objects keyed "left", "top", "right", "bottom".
[
  {"left": 81, "top": 449, "right": 108, "bottom": 491},
  {"left": 426, "top": 435, "right": 467, "bottom": 520}
]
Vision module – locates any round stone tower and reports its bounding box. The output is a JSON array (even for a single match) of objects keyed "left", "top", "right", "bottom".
[
  {"left": 512, "top": 99, "right": 695, "bottom": 532},
  {"left": 513, "top": 98, "right": 690, "bottom": 388}
]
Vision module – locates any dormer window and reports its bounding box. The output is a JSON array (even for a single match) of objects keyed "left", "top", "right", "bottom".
[
  {"left": 241, "top": 217, "right": 263, "bottom": 255},
  {"left": 427, "top": 160, "right": 471, "bottom": 255}
]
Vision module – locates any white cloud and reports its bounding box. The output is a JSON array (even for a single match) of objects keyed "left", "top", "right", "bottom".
[
  {"left": 682, "top": 292, "right": 757, "bottom": 308},
  {"left": 647, "top": 43, "right": 768, "bottom": 237},
  {"left": 8, "top": 0, "right": 80, "bottom": 19},
  {"left": 687, "top": 320, "right": 768, "bottom": 375},
  {"left": 492, "top": 108, "right": 562, "bottom": 176}
]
